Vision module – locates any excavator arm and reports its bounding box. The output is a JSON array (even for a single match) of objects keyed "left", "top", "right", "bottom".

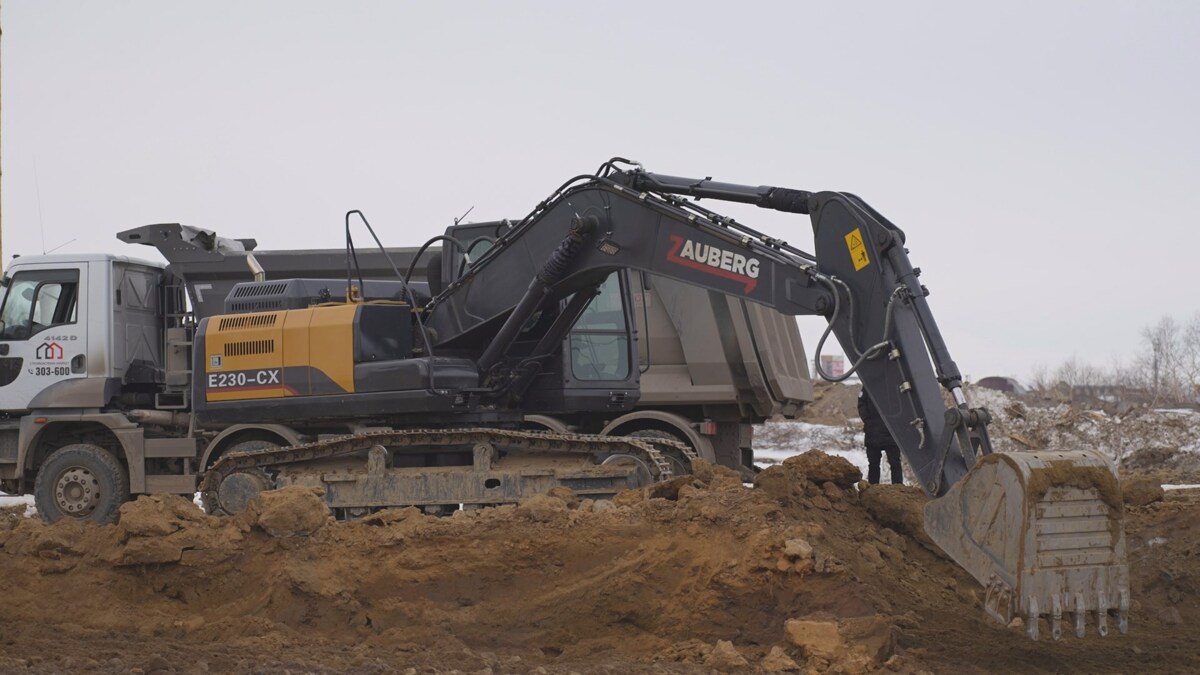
[
  {"left": 425, "top": 159, "right": 1129, "bottom": 640},
  {"left": 428, "top": 165, "right": 976, "bottom": 494}
]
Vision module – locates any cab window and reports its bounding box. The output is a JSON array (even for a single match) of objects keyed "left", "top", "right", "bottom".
[
  {"left": 0, "top": 270, "right": 80, "bottom": 340},
  {"left": 569, "top": 274, "right": 631, "bottom": 381}
]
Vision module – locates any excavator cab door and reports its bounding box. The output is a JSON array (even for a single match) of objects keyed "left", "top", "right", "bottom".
[
  {"left": 565, "top": 272, "right": 635, "bottom": 385},
  {"left": 520, "top": 272, "right": 641, "bottom": 413}
]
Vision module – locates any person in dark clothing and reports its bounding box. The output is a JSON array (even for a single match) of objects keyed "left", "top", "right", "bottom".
[{"left": 858, "top": 389, "right": 903, "bottom": 485}]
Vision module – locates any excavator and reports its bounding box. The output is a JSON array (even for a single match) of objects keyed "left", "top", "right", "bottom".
[{"left": 189, "top": 159, "right": 1127, "bottom": 640}]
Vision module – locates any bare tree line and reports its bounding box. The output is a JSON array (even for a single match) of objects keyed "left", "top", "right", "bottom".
[{"left": 1028, "top": 315, "right": 1200, "bottom": 408}]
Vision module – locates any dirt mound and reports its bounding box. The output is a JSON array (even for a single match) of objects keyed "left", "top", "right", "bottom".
[
  {"left": 0, "top": 454, "right": 1197, "bottom": 673},
  {"left": 777, "top": 450, "right": 863, "bottom": 488},
  {"left": 798, "top": 382, "right": 862, "bottom": 426},
  {"left": 967, "top": 386, "right": 1200, "bottom": 472},
  {"left": 240, "top": 485, "right": 333, "bottom": 537},
  {"left": 1122, "top": 445, "right": 1200, "bottom": 486},
  {"left": 1123, "top": 477, "right": 1166, "bottom": 507},
  {"left": 794, "top": 382, "right": 1200, "bottom": 480}
]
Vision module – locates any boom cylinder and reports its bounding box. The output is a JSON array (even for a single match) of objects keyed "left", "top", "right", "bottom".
[
  {"left": 627, "top": 172, "right": 813, "bottom": 214},
  {"left": 476, "top": 217, "right": 595, "bottom": 376},
  {"left": 882, "top": 235, "right": 964, "bottom": 389}
]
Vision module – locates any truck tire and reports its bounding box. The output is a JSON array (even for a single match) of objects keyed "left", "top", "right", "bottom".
[{"left": 33, "top": 444, "right": 129, "bottom": 524}]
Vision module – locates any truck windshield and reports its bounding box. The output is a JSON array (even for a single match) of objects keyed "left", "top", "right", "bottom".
[{"left": 0, "top": 270, "right": 80, "bottom": 340}]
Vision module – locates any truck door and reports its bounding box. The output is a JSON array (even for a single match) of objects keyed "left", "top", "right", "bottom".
[{"left": 0, "top": 264, "right": 89, "bottom": 410}]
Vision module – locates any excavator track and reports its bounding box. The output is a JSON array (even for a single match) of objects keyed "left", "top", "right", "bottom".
[{"left": 201, "top": 428, "right": 697, "bottom": 516}]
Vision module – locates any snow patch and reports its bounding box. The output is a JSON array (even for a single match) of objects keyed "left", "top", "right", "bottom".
[
  {"left": 754, "top": 420, "right": 902, "bottom": 485},
  {"left": 0, "top": 492, "right": 37, "bottom": 518}
]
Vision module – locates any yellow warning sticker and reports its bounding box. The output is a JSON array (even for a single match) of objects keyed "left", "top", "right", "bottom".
[{"left": 845, "top": 228, "right": 870, "bottom": 271}]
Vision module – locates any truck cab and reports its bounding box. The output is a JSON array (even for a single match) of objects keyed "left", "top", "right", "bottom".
[
  {"left": 0, "top": 254, "right": 192, "bottom": 518},
  {"left": 0, "top": 254, "right": 164, "bottom": 412}
]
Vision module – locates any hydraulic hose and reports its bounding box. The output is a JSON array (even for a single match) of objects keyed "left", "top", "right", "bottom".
[
  {"left": 812, "top": 279, "right": 902, "bottom": 383},
  {"left": 403, "top": 235, "right": 469, "bottom": 289}
]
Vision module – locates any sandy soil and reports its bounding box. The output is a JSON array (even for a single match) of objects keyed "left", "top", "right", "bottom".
[
  {"left": 0, "top": 451, "right": 1194, "bottom": 674},
  {"left": 795, "top": 382, "right": 862, "bottom": 427}
]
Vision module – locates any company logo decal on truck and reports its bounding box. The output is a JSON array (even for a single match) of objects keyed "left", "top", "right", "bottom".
[
  {"left": 27, "top": 340, "right": 72, "bottom": 376},
  {"left": 35, "top": 342, "right": 65, "bottom": 360},
  {"left": 666, "top": 234, "right": 760, "bottom": 293}
]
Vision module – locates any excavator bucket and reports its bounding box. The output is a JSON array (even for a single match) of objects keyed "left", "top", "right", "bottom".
[{"left": 923, "top": 449, "right": 1130, "bottom": 640}]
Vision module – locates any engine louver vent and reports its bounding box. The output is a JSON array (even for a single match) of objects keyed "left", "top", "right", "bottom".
[
  {"left": 217, "top": 314, "right": 279, "bottom": 330},
  {"left": 231, "top": 282, "right": 289, "bottom": 298},
  {"left": 228, "top": 299, "right": 285, "bottom": 313},
  {"left": 224, "top": 339, "right": 276, "bottom": 357}
]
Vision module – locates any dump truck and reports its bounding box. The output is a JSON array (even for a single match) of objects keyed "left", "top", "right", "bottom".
[{"left": 0, "top": 160, "right": 1127, "bottom": 640}]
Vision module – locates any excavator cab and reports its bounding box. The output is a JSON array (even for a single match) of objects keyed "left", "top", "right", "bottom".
[{"left": 437, "top": 221, "right": 643, "bottom": 416}]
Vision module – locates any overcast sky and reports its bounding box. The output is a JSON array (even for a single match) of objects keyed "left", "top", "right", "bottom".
[{"left": 2, "top": 1, "right": 1196, "bottom": 382}]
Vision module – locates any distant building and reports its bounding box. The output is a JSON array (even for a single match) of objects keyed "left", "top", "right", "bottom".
[
  {"left": 976, "top": 376, "right": 1028, "bottom": 395},
  {"left": 818, "top": 355, "right": 844, "bottom": 379}
]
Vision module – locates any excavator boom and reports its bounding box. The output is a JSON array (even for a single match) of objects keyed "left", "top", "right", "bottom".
[{"left": 424, "top": 159, "right": 1129, "bottom": 639}]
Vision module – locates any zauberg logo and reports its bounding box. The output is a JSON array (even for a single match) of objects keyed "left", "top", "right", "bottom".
[{"left": 666, "top": 235, "right": 761, "bottom": 293}]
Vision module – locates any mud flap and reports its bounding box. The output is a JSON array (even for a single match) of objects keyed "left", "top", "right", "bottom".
[{"left": 923, "top": 450, "right": 1130, "bottom": 640}]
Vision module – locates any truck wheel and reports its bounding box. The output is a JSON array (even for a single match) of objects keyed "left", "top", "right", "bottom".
[
  {"left": 33, "top": 444, "right": 129, "bottom": 524},
  {"left": 627, "top": 429, "right": 693, "bottom": 477}
]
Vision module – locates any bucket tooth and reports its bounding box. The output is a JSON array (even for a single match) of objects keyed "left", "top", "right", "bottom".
[
  {"left": 1027, "top": 595, "right": 1040, "bottom": 641},
  {"left": 923, "top": 449, "right": 1130, "bottom": 640},
  {"left": 1051, "top": 595, "right": 1063, "bottom": 641},
  {"left": 1098, "top": 589, "right": 1109, "bottom": 637},
  {"left": 1074, "top": 592, "right": 1086, "bottom": 638}
]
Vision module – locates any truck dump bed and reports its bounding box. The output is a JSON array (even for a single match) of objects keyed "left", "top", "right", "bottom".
[{"left": 635, "top": 274, "right": 810, "bottom": 421}]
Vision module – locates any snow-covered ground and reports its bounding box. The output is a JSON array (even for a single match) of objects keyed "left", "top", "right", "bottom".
[
  {"left": 753, "top": 420, "right": 901, "bottom": 484},
  {"left": 967, "top": 387, "right": 1200, "bottom": 460},
  {"left": 0, "top": 492, "right": 37, "bottom": 518},
  {"left": 753, "top": 414, "right": 1200, "bottom": 491}
]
